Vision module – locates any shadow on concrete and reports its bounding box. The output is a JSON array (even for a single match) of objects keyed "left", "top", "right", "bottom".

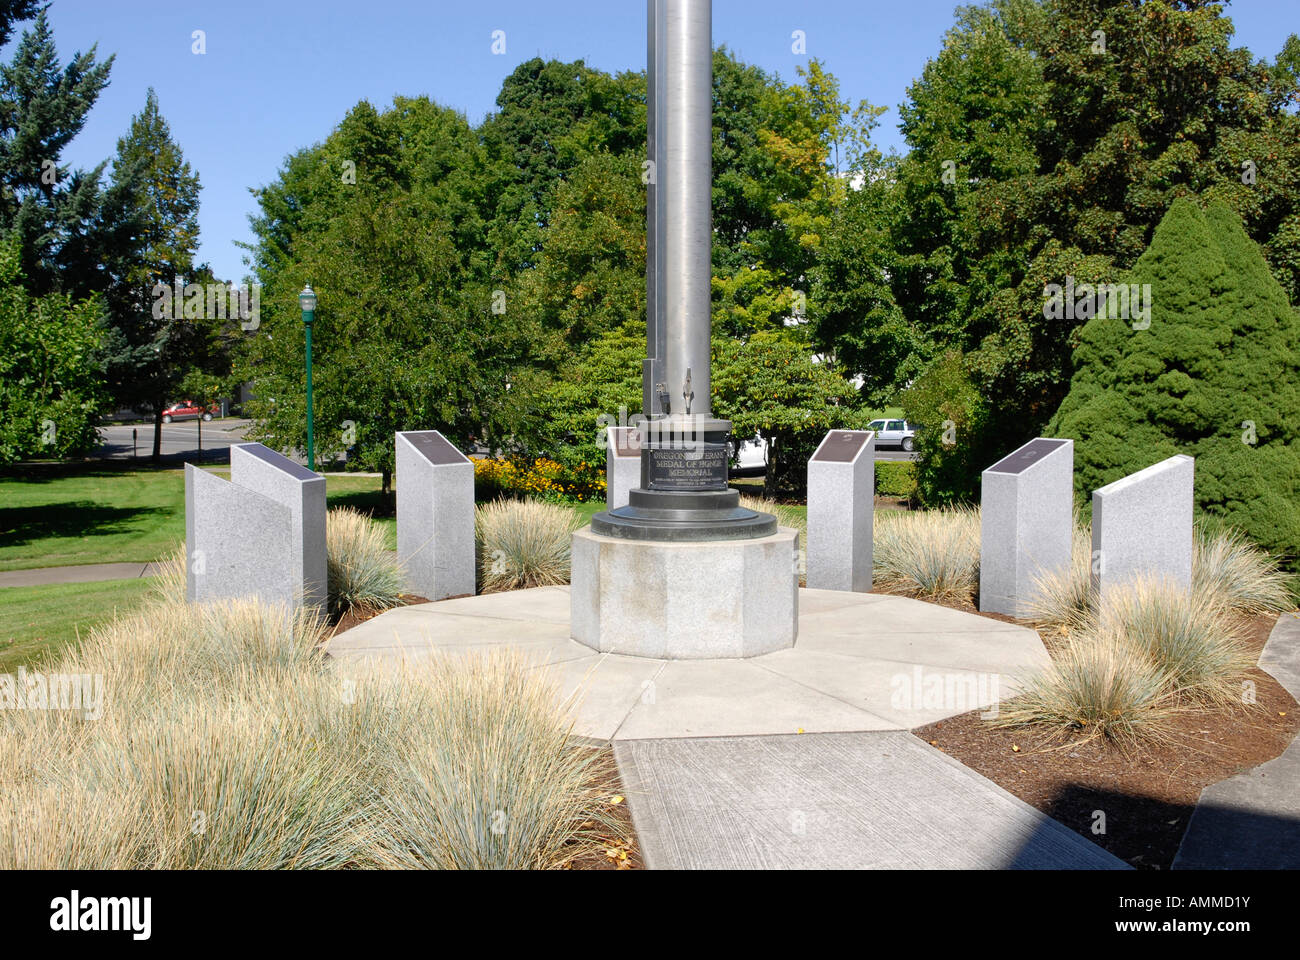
[
  {"left": 1009, "top": 781, "right": 1300, "bottom": 869},
  {"left": 1172, "top": 800, "right": 1300, "bottom": 869}
]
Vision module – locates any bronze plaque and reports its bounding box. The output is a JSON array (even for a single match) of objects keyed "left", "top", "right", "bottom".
[
  {"left": 405, "top": 431, "right": 467, "bottom": 465},
  {"left": 647, "top": 444, "right": 729, "bottom": 490},
  {"left": 987, "top": 438, "right": 1068, "bottom": 475},
  {"left": 813, "top": 430, "right": 870, "bottom": 463},
  {"left": 610, "top": 427, "right": 642, "bottom": 458},
  {"left": 239, "top": 442, "right": 318, "bottom": 481}
]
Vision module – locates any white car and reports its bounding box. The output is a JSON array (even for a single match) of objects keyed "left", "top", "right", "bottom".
[
  {"left": 733, "top": 435, "right": 768, "bottom": 474},
  {"left": 867, "top": 418, "right": 919, "bottom": 452}
]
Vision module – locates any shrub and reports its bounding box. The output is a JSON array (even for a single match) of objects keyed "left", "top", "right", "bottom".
[
  {"left": 473, "top": 456, "right": 604, "bottom": 503},
  {"left": 1049, "top": 199, "right": 1300, "bottom": 570},
  {"left": 475, "top": 498, "right": 583, "bottom": 593},
  {"left": 0, "top": 238, "right": 108, "bottom": 463},
  {"left": 873, "top": 505, "right": 980, "bottom": 601},
  {"left": 875, "top": 460, "right": 916, "bottom": 499},
  {"left": 900, "top": 350, "right": 997, "bottom": 507},
  {"left": 712, "top": 333, "right": 862, "bottom": 498},
  {"left": 994, "top": 634, "right": 1178, "bottom": 743},
  {"left": 326, "top": 507, "right": 406, "bottom": 616}
]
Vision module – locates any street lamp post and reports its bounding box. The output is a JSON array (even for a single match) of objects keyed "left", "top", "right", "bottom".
[{"left": 299, "top": 285, "right": 317, "bottom": 472}]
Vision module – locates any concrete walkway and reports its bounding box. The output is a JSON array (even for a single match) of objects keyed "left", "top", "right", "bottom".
[
  {"left": 1173, "top": 611, "right": 1300, "bottom": 869},
  {"left": 617, "top": 732, "right": 1125, "bottom": 869},
  {"left": 327, "top": 586, "right": 1052, "bottom": 739},
  {"left": 0, "top": 562, "right": 162, "bottom": 588},
  {"left": 330, "top": 585, "right": 1125, "bottom": 868}
]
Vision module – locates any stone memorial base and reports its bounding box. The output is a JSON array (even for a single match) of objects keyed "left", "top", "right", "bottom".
[{"left": 570, "top": 526, "right": 798, "bottom": 659}]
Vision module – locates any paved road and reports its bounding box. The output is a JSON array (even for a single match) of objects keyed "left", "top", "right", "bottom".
[
  {"left": 94, "top": 419, "right": 251, "bottom": 463},
  {"left": 874, "top": 448, "right": 918, "bottom": 462},
  {"left": 92, "top": 422, "right": 913, "bottom": 468}
]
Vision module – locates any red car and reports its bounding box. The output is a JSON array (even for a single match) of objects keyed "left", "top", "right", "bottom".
[{"left": 161, "top": 401, "right": 218, "bottom": 423}]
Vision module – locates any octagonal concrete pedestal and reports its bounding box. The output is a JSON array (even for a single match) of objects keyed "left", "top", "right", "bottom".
[{"left": 570, "top": 526, "right": 798, "bottom": 659}]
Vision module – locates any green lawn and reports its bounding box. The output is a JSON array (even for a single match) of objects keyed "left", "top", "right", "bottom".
[
  {"left": 0, "top": 463, "right": 612, "bottom": 570},
  {"left": 0, "top": 463, "right": 191, "bottom": 571},
  {"left": 0, "top": 465, "right": 413, "bottom": 569},
  {"left": 0, "top": 469, "right": 797, "bottom": 671},
  {"left": 0, "top": 577, "right": 155, "bottom": 672}
]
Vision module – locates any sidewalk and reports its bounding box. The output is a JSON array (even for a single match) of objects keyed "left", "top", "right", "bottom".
[
  {"left": 616, "top": 731, "right": 1127, "bottom": 869},
  {"left": 0, "top": 562, "right": 162, "bottom": 589},
  {"left": 331, "top": 585, "right": 1125, "bottom": 868},
  {"left": 1173, "top": 612, "right": 1300, "bottom": 869}
]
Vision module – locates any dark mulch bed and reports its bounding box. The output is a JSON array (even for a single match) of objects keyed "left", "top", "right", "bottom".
[
  {"left": 566, "top": 747, "right": 643, "bottom": 871},
  {"left": 327, "top": 595, "right": 430, "bottom": 639},
  {"left": 912, "top": 610, "right": 1299, "bottom": 869}
]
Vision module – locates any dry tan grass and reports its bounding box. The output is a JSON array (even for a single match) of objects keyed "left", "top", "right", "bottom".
[
  {"left": 739, "top": 494, "right": 806, "bottom": 582},
  {"left": 873, "top": 505, "right": 981, "bottom": 601},
  {"left": 1191, "top": 523, "right": 1293, "bottom": 615},
  {"left": 326, "top": 507, "right": 406, "bottom": 616},
  {"left": 364, "top": 651, "right": 614, "bottom": 869},
  {"left": 1029, "top": 520, "right": 1293, "bottom": 634},
  {"left": 475, "top": 498, "right": 582, "bottom": 593},
  {"left": 1025, "top": 522, "right": 1094, "bottom": 634},
  {"left": 0, "top": 566, "right": 612, "bottom": 869},
  {"left": 1097, "top": 578, "right": 1254, "bottom": 707},
  {"left": 993, "top": 633, "right": 1181, "bottom": 744}
]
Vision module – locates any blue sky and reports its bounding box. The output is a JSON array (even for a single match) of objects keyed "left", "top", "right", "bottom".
[{"left": 13, "top": 0, "right": 1298, "bottom": 282}]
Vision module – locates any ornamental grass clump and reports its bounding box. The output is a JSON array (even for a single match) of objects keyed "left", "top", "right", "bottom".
[
  {"left": 993, "top": 634, "right": 1179, "bottom": 744},
  {"left": 475, "top": 498, "right": 582, "bottom": 593},
  {"left": 0, "top": 562, "right": 615, "bottom": 869},
  {"left": 326, "top": 507, "right": 406, "bottom": 616},
  {"left": 873, "top": 505, "right": 980, "bottom": 602},
  {"left": 1191, "top": 523, "right": 1293, "bottom": 616},
  {"left": 368, "top": 651, "right": 614, "bottom": 870},
  {"left": 1099, "top": 578, "right": 1254, "bottom": 706},
  {"left": 1001, "top": 576, "right": 1255, "bottom": 742},
  {"left": 1028, "top": 521, "right": 1292, "bottom": 633},
  {"left": 1025, "top": 520, "right": 1094, "bottom": 633}
]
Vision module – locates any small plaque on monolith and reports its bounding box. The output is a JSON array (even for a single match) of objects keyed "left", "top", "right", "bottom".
[
  {"left": 396, "top": 430, "right": 475, "bottom": 601},
  {"left": 806, "top": 430, "right": 874, "bottom": 591},
  {"left": 979, "top": 438, "right": 1073, "bottom": 618}
]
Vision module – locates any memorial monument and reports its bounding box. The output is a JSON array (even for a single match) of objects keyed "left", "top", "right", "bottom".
[
  {"left": 1092, "top": 454, "right": 1194, "bottom": 610},
  {"left": 185, "top": 442, "right": 327, "bottom": 610},
  {"left": 979, "top": 438, "right": 1073, "bottom": 617},
  {"left": 806, "top": 429, "right": 875, "bottom": 592},
  {"left": 396, "top": 430, "right": 475, "bottom": 601},
  {"left": 571, "top": 0, "right": 798, "bottom": 658},
  {"left": 604, "top": 426, "right": 642, "bottom": 511}
]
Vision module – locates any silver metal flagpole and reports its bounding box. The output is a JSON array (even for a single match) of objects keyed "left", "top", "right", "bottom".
[{"left": 661, "top": 0, "right": 713, "bottom": 420}]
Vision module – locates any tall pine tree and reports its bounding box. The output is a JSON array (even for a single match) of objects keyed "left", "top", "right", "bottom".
[
  {"left": 0, "top": 8, "right": 113, "bottom": 294},
  {"left": 101, "top": 88, "right": 218, "bottom": 461}
]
